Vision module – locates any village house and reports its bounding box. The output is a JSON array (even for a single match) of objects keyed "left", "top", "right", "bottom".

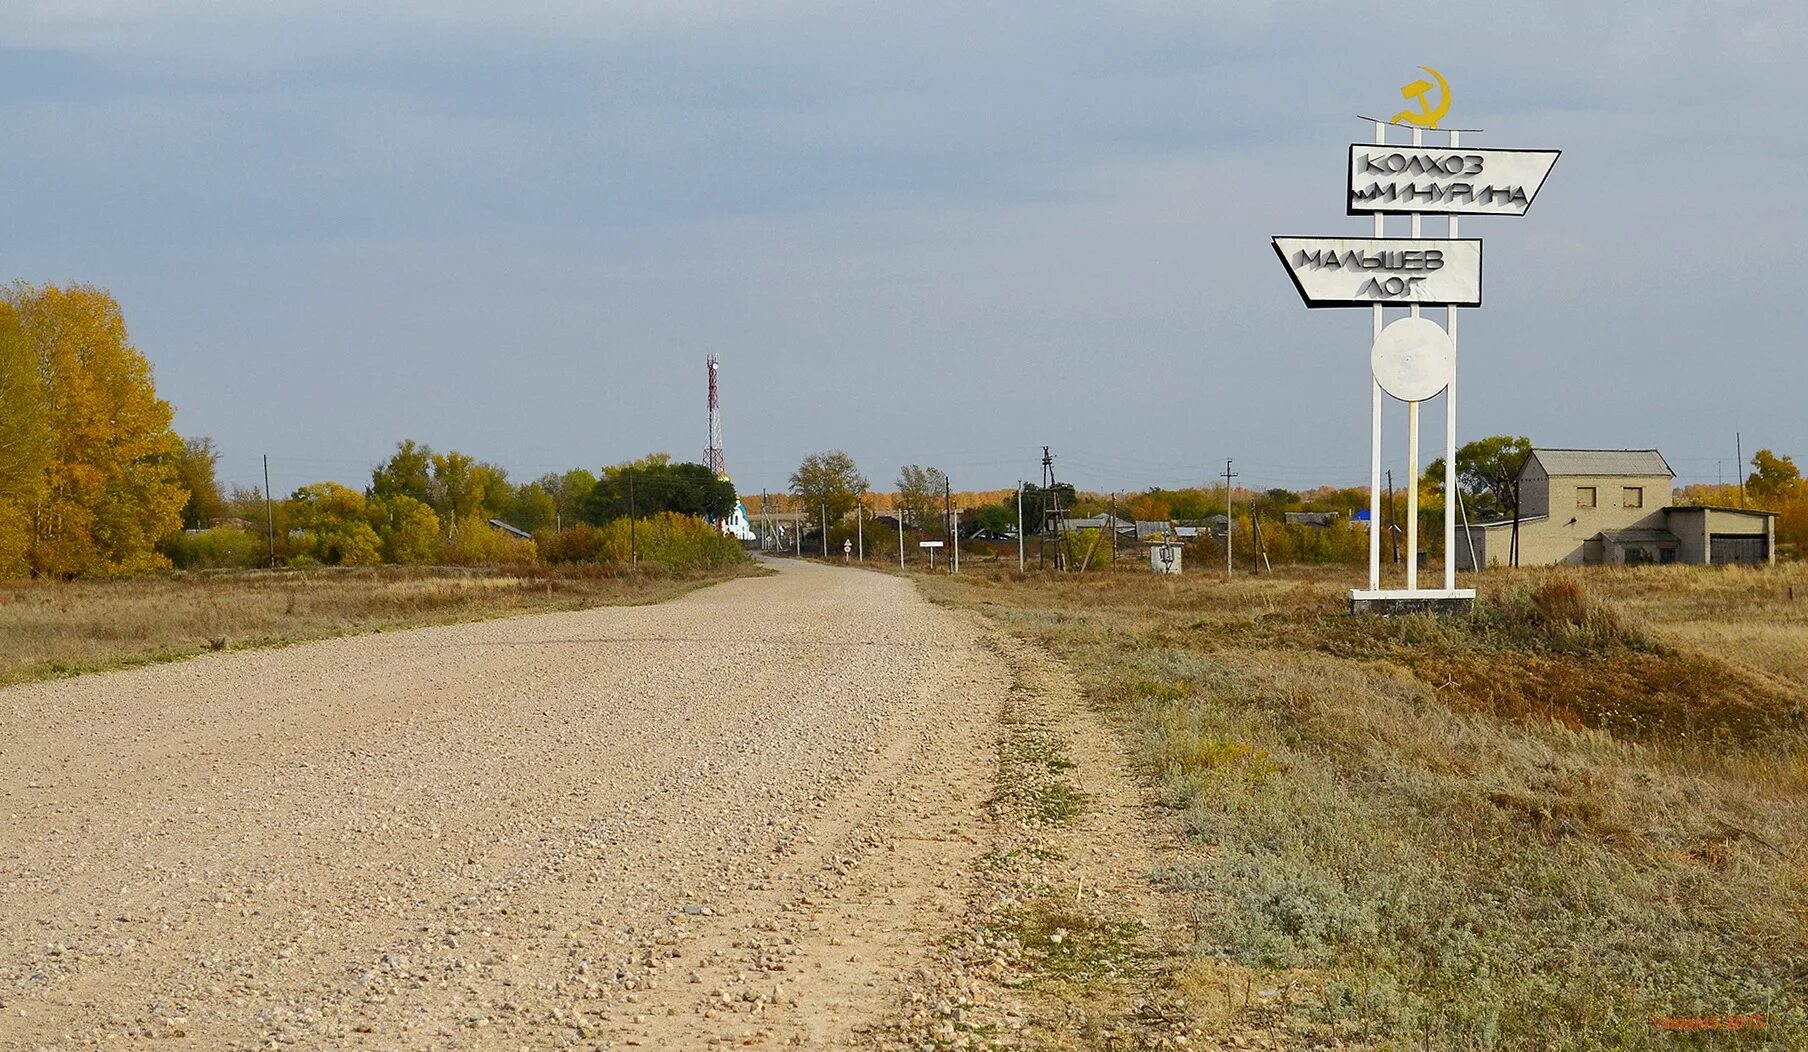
[{"left": 1456, "top": 448, "right": 1775, "bottom": 569}]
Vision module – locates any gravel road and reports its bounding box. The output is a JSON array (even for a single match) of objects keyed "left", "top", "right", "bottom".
[{"left": 0, "top": 559, "right": 1010, "bottom": 1049}]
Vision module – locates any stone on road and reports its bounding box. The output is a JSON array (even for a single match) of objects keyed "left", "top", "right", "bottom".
[{"left": 0, "top": 559, "right": 1007, "bottom": 1049}]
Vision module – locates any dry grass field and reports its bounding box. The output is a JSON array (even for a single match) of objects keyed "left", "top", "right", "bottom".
[
  {"left": 916, "top": 560, "right": 1808, "bottom": 1050},
  {"left": 0, "top": 562, "right": 763, "bottom": 687}
]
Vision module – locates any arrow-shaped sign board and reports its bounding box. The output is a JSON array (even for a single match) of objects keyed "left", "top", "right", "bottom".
[
  {"left": 1347, "top": 145, "right": 1559, "bottom": 216},
  {"left": 1273, "top": 237, "right": 1482, "bottom": 308}
]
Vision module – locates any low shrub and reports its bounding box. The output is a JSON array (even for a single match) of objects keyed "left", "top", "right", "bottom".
[
  {"left": 443, "top": 515, "right": 537, "bottom": 566},
  {"left": 161, "top": 528, "right": 266, "bottom": 570},
  {"left": 1482, "top": 572, "right": 1659, "bottom": 653},
  {"left": 595, "top": 512, "right": 746, "bottom": 570},
  {"left": 536, "top": 523, "right": 608, "bottom": 563}
]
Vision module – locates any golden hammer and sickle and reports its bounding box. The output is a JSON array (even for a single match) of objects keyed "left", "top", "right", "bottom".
[{"left": 1391, "top": 66, "right": 1451, "bottom": 129}]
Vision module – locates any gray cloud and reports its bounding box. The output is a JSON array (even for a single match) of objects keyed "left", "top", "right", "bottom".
[{"left": 2, "top": 1, "right": 1802, "bottom": 496}]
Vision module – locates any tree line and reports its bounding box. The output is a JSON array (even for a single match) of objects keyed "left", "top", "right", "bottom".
[
  {"left": 0, "top": 280, "right": 745, "bottom": 577},
  {"left": 176, "top": 447, "right": 745, "bottom": 571}
]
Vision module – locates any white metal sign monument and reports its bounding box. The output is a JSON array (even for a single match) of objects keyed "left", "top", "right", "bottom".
[{"left": 1272, "top": 68, "right": 1559, "bottom": 613}]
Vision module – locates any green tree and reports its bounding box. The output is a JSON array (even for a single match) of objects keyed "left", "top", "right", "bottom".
[
  {"left": 509, "top": 482, "right": 558, "bottom": 532},
  {"left": 536, "top": 469, "right": 596, "bottom": 529},
  {"left": 895, "top": 464, "right": 948, "bottom": 531},
  {"left": 581, "top": 459, "right": 735, "bottom": 524},
  {"left": 1168, "top": 489, "right": 1216, "bottom": 522},
  {"left": 174, "top": 436, "right": 224, "bottom": 529},
  {"left": 1018, "top": 482, "right": 1077, "bottom": 535},
  {"left": 1423, "top": 435, "right": 1533, "bottom": 519},
  {"left": 790, "top": 451, "right": 867, "bottom": 533},
  {"left": 968, "top": 501, "right": 1015, "bottom": 537}
]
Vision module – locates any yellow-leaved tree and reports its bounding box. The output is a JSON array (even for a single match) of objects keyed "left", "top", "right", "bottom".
[
  {"left": 3, "top": 284, "right": 186, "bottom": 577},
  {"left": 285, "top": 482, "right": 383, "bottom": 566},
  {"left": 0, "top": 302, "right": 48, "bottom": 576}
]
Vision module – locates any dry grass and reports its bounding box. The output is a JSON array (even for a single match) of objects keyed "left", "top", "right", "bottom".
[
  {"left": 915, "top": 560, "right": 1808, "bottom": 1050},
  {"left": 0, "top": 562, "right": 764, "bottom": 686}
]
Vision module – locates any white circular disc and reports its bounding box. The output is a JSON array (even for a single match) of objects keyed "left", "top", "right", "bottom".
[{"left": 1370, "top": 317, "right": 1455, "bottom": 403}]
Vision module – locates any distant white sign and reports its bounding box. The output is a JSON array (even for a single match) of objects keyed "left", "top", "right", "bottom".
[
  {"left": 1346, "top": 145, "right": 1559, "bottom": 216},
  {"left": 918, "top": 540, "right": 945, "bottom": 548},
  {"left": 1272, "top": 237, "right": 1481, "bottom": 308}
]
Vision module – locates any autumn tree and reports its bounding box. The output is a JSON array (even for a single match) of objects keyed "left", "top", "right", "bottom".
[
  {"left": 895, "top": 465, "right": 947, "bottom": 531},
  {"left": 1747, "top": 450, "right": 1801, "bottom": 502},
  {"left": 791, "top": 451, "right": 867, "bottom": 532},
  {"left": 0, "top": 303, "right": 47, "bottom": 575},
  {"left": 371, "top": 439, "right": 435, "bottom": 505},
  {"left": 374, "top": 495, "right": 442, "bottom": 565},
  {"left": 4, "top": 284, "right": 185, "bottom": 577},
  {"left": 174, "top": 436, "right": 224, "bottom": 528},
  {"left": 286, "top": 482, "right": 382, "bottom": 566},
  {"left": 1125, "top": 489, "right": 1175, "bottom": 523}
]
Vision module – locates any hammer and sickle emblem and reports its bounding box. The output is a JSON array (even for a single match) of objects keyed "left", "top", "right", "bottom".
[{"left": 1391, "top": 66, "right": 1451, "bottom": 128}]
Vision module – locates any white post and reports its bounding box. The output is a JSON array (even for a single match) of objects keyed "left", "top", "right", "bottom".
[
  {"left": 1405, "top": 123, "right": 1422, "bottom": 592},
  {"left": 1445, "top": 129, "right": 1461, "bottom": 589},
  {"left": 1017, "top": 482, "right": 1025, "bottom": 572},
  {"left": 1367, "top": 119, "right": 1386, "bottom": 592},
  {"left": 1407, "top": 401, "right": 1419, "bottom": 590},
  {"left": 857, "top": 498, "right": 864, "bottom": 562}
]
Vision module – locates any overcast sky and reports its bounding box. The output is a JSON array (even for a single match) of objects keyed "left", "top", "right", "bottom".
[{"left": 5, "top": 1, "right": 1804, "bottom": 496}]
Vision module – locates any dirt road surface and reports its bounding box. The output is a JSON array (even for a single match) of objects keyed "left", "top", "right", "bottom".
[{"left": 1, "top": 560, "right": 1028, "bottom": 1049}]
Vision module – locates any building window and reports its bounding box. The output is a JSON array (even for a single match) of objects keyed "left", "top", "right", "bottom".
[
  {"left": 1623, "top": 486, "right": 1643, "bottom": 508},
  {"left": 1577, "top": 486, "right": 1597, "bottom": 509}
]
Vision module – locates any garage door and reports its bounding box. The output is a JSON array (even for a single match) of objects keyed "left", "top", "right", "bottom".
[{"left": 1709, "top": 534, "right": 1769, "bottom": 565}]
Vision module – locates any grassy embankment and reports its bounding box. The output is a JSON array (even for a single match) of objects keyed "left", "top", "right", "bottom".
[
  {"left": 0, "top": 561, "right": 765, "bottom": 687},
  {"left": 918, "top": 562, "right": 1808, "bottom": 1050}
]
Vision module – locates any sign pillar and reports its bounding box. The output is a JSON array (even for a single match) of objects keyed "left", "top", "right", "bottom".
[
  {"left": 1445, "top": 129, "right": 1461, "bottom": 591},
  {"left": 1405, "top": 124, "right": 1423, "bottom": 591},
  {"left": 1368, "top": 119, "right": 1385, "bottom": 593}
]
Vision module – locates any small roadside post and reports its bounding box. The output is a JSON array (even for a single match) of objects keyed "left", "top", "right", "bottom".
[{"left": 920, "top": 539, "right": 944, "bottom": 571}]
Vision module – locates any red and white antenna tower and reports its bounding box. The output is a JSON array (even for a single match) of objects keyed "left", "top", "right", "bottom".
[{"left": 704, "top": 355, "right": 726, "bottom": 477}]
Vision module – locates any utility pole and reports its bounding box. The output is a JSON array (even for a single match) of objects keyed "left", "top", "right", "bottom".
[
  {"left": 1042, "top": 447, "right": 1065, "bottom": 571},
  {"left": 856, "top": 495, "right": 864, "bottom": 562},
  {"left": 952, "top": 508, "right": 961, "bottom": 574},
  {"left": 1737, "top": 431, "right": 1747, "bottom": 508},
  {"left": 262, "top": 453, "right": 276, "bottom": 567},
  {"left": 1223, "top": 459, "right": 1238, "bottom": 577},
  {"left": 1386, "top": 469, "right": 1397, "bottom": 566},
  {"left": 1016, "top": 481, "right": 1025, "bottom": 573},
  {"left": 1110, "top": 491, "right": 1118, "bottom": 564},
  {"left": 628, "top": 468, "right": 637, "bottom": 565},
  {"left": 821, "top": 500, "right": 829, "bottom": 557},
  {"left": 1251, "top": 499, "right": 1272, "bottom": 574},
  {"left": 944, "top": 478, "right": 952, "bottom": 554},
  {"left": 899, "top": 498, "right": 907, "bottom": 570},
  {"left": 794, "top": 494, "right": 801, "bottom": 557}
]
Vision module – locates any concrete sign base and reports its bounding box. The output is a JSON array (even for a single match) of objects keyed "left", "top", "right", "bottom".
[{"left": 1349, "top": 588, "right": 1476, "bottom": 617}]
